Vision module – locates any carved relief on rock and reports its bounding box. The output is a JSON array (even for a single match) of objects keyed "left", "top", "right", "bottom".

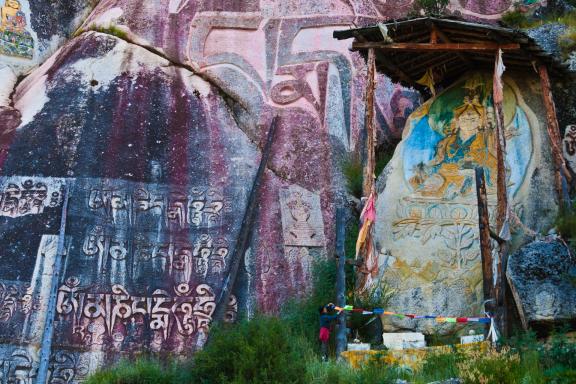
[
  {"left": 0, "top": 178, "right": 63, "bottom": 218},
  {"left": 0, "top": 282, "right": 39, "bottom": 323},
  {"left": 0, "top": 347, "right": 37, "bottom": 384},
  {"left": 279, "top": 185, "right": 325, "bottom": 248},
  {"left": 86, "top": 183, "right": 230, "bottom": 229},
  {"left": 48, "top": 351, "right": 89, "bottom": 384},
  {"left": 55, "top": 277, "right": 238, "bottom": 352},
  {"left": 563, "top": 124, "right": 576, "bottom": 175},
  {"left": 375, "top": 73, "right": 541, "bottom": 333}
]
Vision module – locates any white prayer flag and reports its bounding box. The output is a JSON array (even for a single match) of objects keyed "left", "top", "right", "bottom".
[{"left": 493, "top": 49, "right": 506, "bottom": 103}]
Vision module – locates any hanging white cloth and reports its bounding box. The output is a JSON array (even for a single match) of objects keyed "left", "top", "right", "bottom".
[{"left": 493, "top": 48, "right": 506, "bottom": 104}]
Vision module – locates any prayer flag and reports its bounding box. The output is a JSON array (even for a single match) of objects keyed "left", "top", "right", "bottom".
[
  {"left": 493, "top": 49, "right": 506, "bottom": 103},
  {"left": 416, "top": 68, "right": 436, "bottom": 96}
]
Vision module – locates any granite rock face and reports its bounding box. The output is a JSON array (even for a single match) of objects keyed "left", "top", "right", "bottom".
[
  {"left": 0, "top": 30, "right": 261, "bottom": 380},
  {"left": 507, "top": 239, "right": 576, "bottom": 328},
  {"left": 0, "top": 0, "right": 563, "bottom": 380}
]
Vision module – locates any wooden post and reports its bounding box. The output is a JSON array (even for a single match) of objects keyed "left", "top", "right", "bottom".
[
  {"left": 335, "top": 207, "right": 347, "bottom": 359},
  {"left": 475, "top": 168, "right": 495, "bottom": 315},
  {"left": 493, "top": 50, "right": 509, "bottom": 336},
  {"left": 363, "top": 48, "right": 376, "bottom": 197},
  {"left": 538, "top": 64, "right": 571, "bottom": 208}
]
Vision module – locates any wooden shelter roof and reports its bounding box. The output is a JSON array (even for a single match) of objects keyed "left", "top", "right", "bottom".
[{"left": 333, "top": 17, "right": 574, "bottom": 91}]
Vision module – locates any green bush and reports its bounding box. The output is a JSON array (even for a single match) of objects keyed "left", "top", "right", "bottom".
[
  {"left": 501, "top": 9, "right": 533, "bottom": 28},
  {"left": 555, "top": 201, "right": 576, "bottom": 250},
  {"left": 189, "top": 316, "right": 309, "bottom": 384},
  {"left": 342, "top": 157, "right": 364, "bottom": 199},
  {"left": 414, "top": 0, "right": 449, "bottom": 16},
  {"left": 85, "top": 359, "right": 178, "bottom": 384},
  {"left": 281, "top": 259, "right": 337, "bottom": 343},
  {"left": 374, "top": 150, "right": 393, "bottom": 180}
]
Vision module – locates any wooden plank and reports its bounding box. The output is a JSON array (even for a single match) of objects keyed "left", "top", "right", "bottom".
[
  {"left": 475, "top": 168, "right": 496, "bottom": 316},
  {"left": 538, "top": 64, "right": 572, "bottom": 207},
  {"left": 211, "top": 116, "right": 279, "bottom": 325},
  {"left": 352, "top": 42, "right": 520, "bottom": 51},
  {"left": 362, "top": 48, "right": 376, "bottom": 197}
]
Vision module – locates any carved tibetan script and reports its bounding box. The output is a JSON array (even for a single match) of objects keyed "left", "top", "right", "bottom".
[{"left": 0, "top": 177, "right": 63, "bottom": 218}]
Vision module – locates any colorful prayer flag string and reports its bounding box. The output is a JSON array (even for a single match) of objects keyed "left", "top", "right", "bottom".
[{"left": 333, "top": 305, "right": 491, "bottom": 324}]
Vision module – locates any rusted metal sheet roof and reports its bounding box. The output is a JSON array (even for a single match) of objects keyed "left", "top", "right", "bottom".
[{"left": 333, "top": 17, "right": 573, "bottom": 90}]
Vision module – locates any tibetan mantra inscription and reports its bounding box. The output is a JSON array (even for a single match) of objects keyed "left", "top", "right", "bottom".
[
  {"left": 0, "top": 176, "right": 248, "bottom": 379},
  {"left": 51, "top": 178, "right": 245, "bottom": 354},
  {"left": 55, "top": 279, "right": 237, "bottom": 350},
  {"left": 0, "top": 178, "right": 62, "bottom": 218}
]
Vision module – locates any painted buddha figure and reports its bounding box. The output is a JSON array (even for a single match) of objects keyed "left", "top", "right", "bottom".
[
  {"left": 410, "top": 94, "right": 498, "bottom": 199},
  {"left": 1, "top": 0, "right": 25, "bottom": 32}
]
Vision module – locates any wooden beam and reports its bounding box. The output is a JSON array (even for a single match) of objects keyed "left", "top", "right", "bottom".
[
  {"left": 538, "top": 64, "right": 572, "bottom": 207},
  {"left": 430, "top": 27, "right": 438, "bottom": 44},
  {"left": 475, "top": 168, "right": 496, "bottom": 317},
  {"left": 362, "top": 48, "right": 376, "bottom": 197},
  {"left": 352, "top": 42, "right": 520, "bottom": 51},
  {"left": 432, "top": 25, "right": 473, "bottom": 66}
]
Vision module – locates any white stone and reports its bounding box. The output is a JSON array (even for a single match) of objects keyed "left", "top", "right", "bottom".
[
  {"left": 382, "top": 332, "right": 426, "bottom": 350},
  {"left": 347, "top": 343, "right": 371, "bottom": 351},
  {"left": 460, "top": 334, "right": 484, "bottom": 344}
]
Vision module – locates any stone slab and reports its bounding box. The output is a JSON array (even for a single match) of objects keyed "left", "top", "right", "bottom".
[{"left": 382, "top": 332, "right": 426, "bottom": 350}]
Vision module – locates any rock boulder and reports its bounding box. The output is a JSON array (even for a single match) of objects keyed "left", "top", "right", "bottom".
[{"left": 507, "top": 238, "right": 576, "bottom": 329}]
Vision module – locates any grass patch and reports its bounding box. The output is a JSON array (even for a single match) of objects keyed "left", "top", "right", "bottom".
[
  {"left": 89, "top": 23, "right": 129, "bottom": 40},
  {"left": 86, "top": 323, "right": 576, "bottom": 384},
  {"left": 85, "top": 359, "right": 178, "bottom": 384},
  {"left": 342, "top": 148, "right": 394, "bottom": 200}
]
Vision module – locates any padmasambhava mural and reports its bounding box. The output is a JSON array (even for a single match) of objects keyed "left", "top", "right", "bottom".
[
  {"left": 375, "top": 72, "right": 540, "bottom": 334},
  {"left": 0, "top": 0, "right": 33, "bottom": 59}
]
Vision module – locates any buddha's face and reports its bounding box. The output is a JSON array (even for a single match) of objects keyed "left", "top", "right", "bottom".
[
  {"left": 457, "top": 108, "right": 481, "bottom": 140},
  {"left": 5, "top": 0, "right": 20, "bottom": 10}
]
